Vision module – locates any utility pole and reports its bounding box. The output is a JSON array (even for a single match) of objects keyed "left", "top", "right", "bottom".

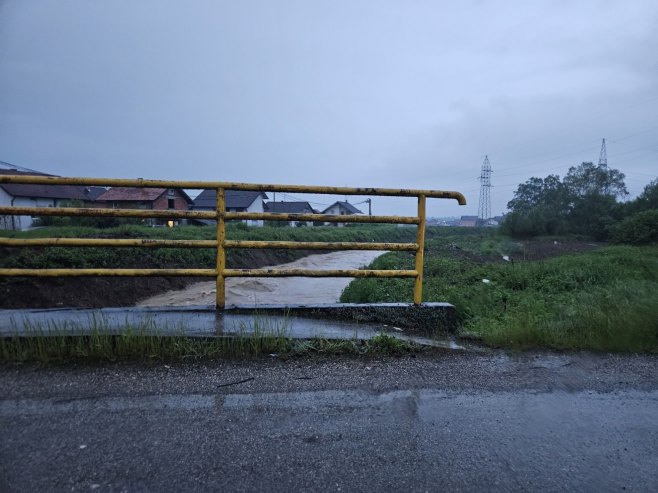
[
  {"left": 366, "top": 198, "right": 372, "bottom": 216},
  {"left": 598, "top": 138, "right": 607, "bottom": 167},
  {"left": 477, "top": 155, "right": 492, "bottom": 225}
]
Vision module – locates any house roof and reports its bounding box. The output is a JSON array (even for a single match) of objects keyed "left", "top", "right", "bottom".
[
  {"left": 264, "top": 201, "right": 315, "bottom": 214},
  {"left": 322, "top": 201, "right": 363, "bottom": 215},
  {"left": 193, "top": 189, "right": 269, "bottom": 209},
  {"left": 85, "top": 186, "right": 109, "bottom": 201},
  {"left": 96, "top": 187, "right": 167, "bottom": 202},
  {"left": 96, "top": 187, "right": 193, "bottom": 204},
  {"left": 460, "top": 215, "right": 479, "bottom": 221},
  {"left": 0, "top": 169, "right": 106, "bottom": 201}
]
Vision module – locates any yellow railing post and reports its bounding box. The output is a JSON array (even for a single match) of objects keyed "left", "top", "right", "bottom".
[
  {"left": 413, "top": 194, "right": 426, "bottom": 305},
  {"left": 216, "top": 187, "right": 226, "bottom": 309}
]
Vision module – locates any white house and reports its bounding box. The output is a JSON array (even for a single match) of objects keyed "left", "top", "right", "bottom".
[
  {"left": 264, "top": 201, "right": 317, "bottom": 227},
  {"left": 0, "top": 169, "right": 105, "bottom": 230},
  {"left": 321, "top": 201, "right": 363, "bottom": 226},
  {"left": 192, "top": 189, "right": 269, "bottom": 226}
]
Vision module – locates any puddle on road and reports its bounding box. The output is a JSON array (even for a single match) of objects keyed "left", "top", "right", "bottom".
[{"left": 137, "top": 250, "right": 385, "bottom": 307}]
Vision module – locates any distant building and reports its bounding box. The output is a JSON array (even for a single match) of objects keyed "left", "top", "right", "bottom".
[
  {"left": 192, "top": 189, "right": 269, "bottom": 226},
  {"left": 459, "top": 215, "right": 479, "bottom": 227},
  {"left": 0, "top": 169, "right": 106, "bottom": 230},
  {"left": 264, "top": 201, "right": 317, "bottom": 226},
  {"left": 95, "top": 187, "right": 193, "bottom": 226},
  {"left": 491, "top": 215, "right": 506, "bottom": 226},
  {"left": 321, "top": 201, "right": 363, "bottom": 227}
]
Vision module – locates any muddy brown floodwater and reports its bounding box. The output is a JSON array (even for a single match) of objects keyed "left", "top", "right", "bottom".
[{"left": 137, "top": 250, "right": 384, "bottom": 307}]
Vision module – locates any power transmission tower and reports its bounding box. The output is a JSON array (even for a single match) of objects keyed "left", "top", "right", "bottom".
[
  {"left": 477, "top": 155, "right": 492, "bottom": 225},
  {"left": 598, "top": 138, "right": 607, "bottom": 167}
]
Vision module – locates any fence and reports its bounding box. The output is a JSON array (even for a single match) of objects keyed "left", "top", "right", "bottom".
[{"left": 0, "top": 175, "right": 466, "bottom": 308}]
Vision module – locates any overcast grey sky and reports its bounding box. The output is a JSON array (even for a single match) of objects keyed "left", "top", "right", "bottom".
[{"left": 1, "top": 0, "right": 657, "bottom": 218}]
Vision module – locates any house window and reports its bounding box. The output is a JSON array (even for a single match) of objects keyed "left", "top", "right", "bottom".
[
  {"left": 168, "top": 199, "right": 175, "bottom": 209},
  {"left": 167, "top": 189, "right": 175, "bottom": 197}
]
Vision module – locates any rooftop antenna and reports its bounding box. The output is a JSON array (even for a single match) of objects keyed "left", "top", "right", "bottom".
[
  {"left": 598, "top": 138, "right": 607, "bottom": 167},
  {"left": 477, "top": 155, "right": 492, "bottom": 225}
]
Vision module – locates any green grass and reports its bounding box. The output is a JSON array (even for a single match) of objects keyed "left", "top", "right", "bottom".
[
  {"left": 341, "top": 235, "right": 658, "bottom": 352},
  {"left": 0, "top": 316, "right": 421, "bottom": 364}
]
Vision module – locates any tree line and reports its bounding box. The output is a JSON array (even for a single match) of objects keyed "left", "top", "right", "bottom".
[{"left": 501, "top": 161, "right": 658, "bottom": 244}]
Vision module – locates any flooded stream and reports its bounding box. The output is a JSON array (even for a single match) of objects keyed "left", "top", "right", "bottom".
[{"left": 137, "top": 250, "right": 384, "bottom": 307}]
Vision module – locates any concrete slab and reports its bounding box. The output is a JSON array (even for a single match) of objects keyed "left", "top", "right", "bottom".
[{"left": 0, "top": 303, "right": 461, "bottom": 349}]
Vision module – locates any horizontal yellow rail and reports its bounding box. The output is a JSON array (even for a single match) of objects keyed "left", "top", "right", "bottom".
[
  {"left": 225, "top": 212, "right": 418, "bottom": 224},
  {"left": 0, "top": 174, "right": 467, "bottom": 203},
  {"left": 0, "top": 206, "right": 214, "bottom": 220},
  {"left": 0, "top": 238, "right": 217, "bottom": 248},
  {"left": 0, "top": 205, "right": 417, "bottom": 225},
  {"left": 223, "top": 269, "right": 418, "bottom": 278},
  {"left": 0, "top": 268, "right": 217, "bottom": 277},
  {"left": 0, "top": 173, "right": 467, "bottom": 307},
  {"left": 0, "top": 238, "right": 416, "bottom": 251},
  {"left": 225, "top": 240, "right": 417, "bottom": 251},
  {"left": 0, "top": 268, "right": 417, "bottom": 278}
]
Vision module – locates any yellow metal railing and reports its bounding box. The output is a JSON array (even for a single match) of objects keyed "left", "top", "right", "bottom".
[{"left": 0, "top": 175, "right": 466, "bottom": 308}]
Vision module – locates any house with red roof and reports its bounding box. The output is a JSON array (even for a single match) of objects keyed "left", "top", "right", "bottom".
[{"left": 94, "top": 187, "right": 194, "bottom": 226}]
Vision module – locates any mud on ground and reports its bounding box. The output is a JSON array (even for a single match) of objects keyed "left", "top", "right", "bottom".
[{"left": 0, "top": 249, "right": 316, "bottom": 309}]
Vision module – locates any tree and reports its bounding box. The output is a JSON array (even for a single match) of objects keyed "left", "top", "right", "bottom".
[
  {"left": 563, "top": 162, "right": 628, "bottom": 199},
  {"left": 625, "top": 178, "right": 658, "bottom": 214},
  {"left": 562, "top": 162, "right": 628, "bottom": 239},
  {"left": 507, "top": 175, "right": 567, "bottom": 212},
  {"left": 610, "top": 209, "right": 658, "bottom": 245},
  {"left": 503, "top": 162, "right": 630, "bottom": 239},
  {"left": 503, "top": 174, "right": 570, "bottom": 236}
]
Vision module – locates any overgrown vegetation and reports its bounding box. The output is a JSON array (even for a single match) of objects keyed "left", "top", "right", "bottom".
[
  {"left": 501, "top": 163, "right": 657, "bottom": 243},
  {"left": 0, "top": 322, "right": 420, "bottom": 364},
  {"left": 3, "top": 221, "right": 657, "bottom": 354},
  {"left": 341, "top": 230, "right": 658, "bottom": 352}
]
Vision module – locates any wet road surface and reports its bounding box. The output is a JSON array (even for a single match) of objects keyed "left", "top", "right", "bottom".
[
  {"left": 138, "top": 250, "right": 384, "bottom": 307},
  {"left": 2, "top": 352, "right": 658, "bottom": 492}
]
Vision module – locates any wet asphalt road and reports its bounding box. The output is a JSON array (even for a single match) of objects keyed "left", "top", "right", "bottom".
[{"left": 2, "top": 351, "right": 658, "bottom": 492}]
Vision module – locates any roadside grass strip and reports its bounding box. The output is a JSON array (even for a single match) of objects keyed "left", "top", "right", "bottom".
[{"left": 0, "top": 318, "right": 422, "bottom": 364}]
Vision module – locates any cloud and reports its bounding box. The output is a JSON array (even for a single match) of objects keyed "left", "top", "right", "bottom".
[{"left": 0, "top": 0, "right": 656, "bottom": 218}]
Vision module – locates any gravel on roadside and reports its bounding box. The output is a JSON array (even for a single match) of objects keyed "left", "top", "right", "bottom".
[{"left": 2, "top": 350, "right": 657, "bottom": 401}]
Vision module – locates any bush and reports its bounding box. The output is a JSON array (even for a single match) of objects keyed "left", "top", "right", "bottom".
[{"left": 610, "top": 210, "right": 658, "bottom": 245}]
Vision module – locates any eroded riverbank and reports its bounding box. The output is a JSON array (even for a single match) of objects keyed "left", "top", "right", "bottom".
[{"left": 137, "top": 250, "right": 384, "bottom": 307}]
